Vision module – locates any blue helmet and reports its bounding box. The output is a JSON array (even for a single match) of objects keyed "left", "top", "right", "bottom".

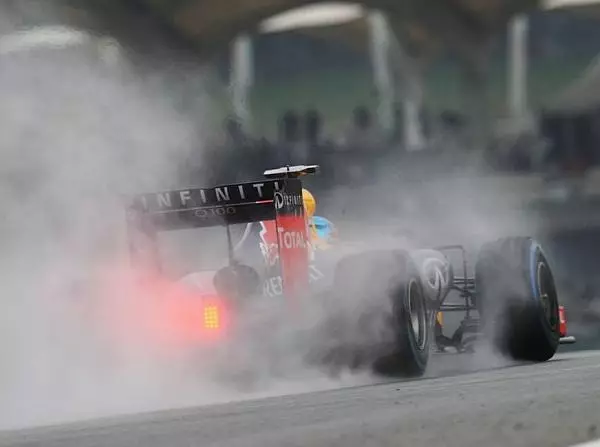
[{"left": 310, "top": 216, "right": 337, "bottom": 243}]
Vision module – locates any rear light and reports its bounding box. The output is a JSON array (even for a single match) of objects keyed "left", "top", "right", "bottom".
[
  {"left": 203, "top": 304, "right": 221, "bottom": 330},
  {"left": 198, "top": 298, "right": 229, "bottom": 341},
  {"left": 558, "top": 305, "right": 567, "bottom": 337}
]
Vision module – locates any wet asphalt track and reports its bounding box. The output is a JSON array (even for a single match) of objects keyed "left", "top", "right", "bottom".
[{"left": 2, "top": 349, "right": 600, "bottom": 447}]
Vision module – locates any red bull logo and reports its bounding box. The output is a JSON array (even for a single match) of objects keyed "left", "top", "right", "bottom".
[{"left": 259, "top": 221, "right": 280, "bottom": 267}]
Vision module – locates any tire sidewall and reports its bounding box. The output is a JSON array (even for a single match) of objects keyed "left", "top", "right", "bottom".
[
  {"left": 527, "top": 242, "right": 560, "bottom": 342},
  {"left": 392, "top": 255, "right": 431, "bottom": 372},
  {"left": 335, "top": 250, "right": 432, "bottom": 377}
]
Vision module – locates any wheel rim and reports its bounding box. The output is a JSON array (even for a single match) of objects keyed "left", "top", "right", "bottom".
[
  {"left": 407, "top": 279, "right": 427, "bottom": 350},
  {"left": 537, "top": 261, "right": 557, "bottom": 330}
]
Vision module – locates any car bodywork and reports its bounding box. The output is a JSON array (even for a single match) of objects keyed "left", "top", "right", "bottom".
[
  {"left": 126, "top": 167, "right": 314, "bottom": 340},
  {"left": 126, "top": 164, "right": 576, "bottom": 358}
]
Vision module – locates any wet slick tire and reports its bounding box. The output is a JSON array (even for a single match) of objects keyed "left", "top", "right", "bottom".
[
  {"left": 332, "top": 250, "right": 431, "bottom": 378},
  {"left": 475, "top": 237, "right": 560, "bottom": 362}
]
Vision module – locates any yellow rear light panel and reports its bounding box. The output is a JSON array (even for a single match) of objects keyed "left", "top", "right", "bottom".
[{"left": 204, "top": 306, "right": 220, "bottom": 329}]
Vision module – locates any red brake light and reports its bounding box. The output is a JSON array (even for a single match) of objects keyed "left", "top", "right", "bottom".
[{"left": 559, "top": 305, "right": 567, "bottom": 337}]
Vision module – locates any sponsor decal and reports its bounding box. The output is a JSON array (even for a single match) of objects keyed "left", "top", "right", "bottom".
[
  {"left": 273, "top": 191, "right": 303, "bottom": 213},
  {"left": 422, "top": 257, "right": 449, "bottom": 293},
  {"left": 278, "top": 228, "right": 307, "bottom": 249},
  {"left": 275, "top": 215, "right": 309, "bottom": 299},
  {"left": 258, "top": 213, "right": 310, "bottom": 299},
  {"left": 274, "top": 192, "right": 284, "bottom": 210},
  {"left": 263, "top": 266, "right": 325, "bottom": 298},
  {"left": 264, "top": 275, "right": 284, "bottom": 297},
  {"left": 193, "top": 206, "right": 237, "bottom": 219},
  {"left": 136, "top": 180, "right": 282, "bottom": 212},
  {"left": 258, "top": 221, "right": 309, "bottom": 265},
  {"left": 259, "top": 220, "right": 279, "bottom": 267}
]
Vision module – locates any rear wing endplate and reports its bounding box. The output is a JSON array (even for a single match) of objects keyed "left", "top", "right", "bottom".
[{"left": 263, "top": 164, "right": 319, "bottom": 179}]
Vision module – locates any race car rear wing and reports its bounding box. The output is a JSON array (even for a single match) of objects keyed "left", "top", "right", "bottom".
[
  {"left": 127, "top": 176, "right": 306, "bottom": 278},
  {"left": 126, "top": 166, "right": 317, "bottom": 300},
  {"left": 129, "top": 179, "right": 285, "bottom": 231}
]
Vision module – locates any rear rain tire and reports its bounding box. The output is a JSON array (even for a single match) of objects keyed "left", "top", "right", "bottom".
[{"left": 333, "top": 250, "right": 431, "bottom": 378}]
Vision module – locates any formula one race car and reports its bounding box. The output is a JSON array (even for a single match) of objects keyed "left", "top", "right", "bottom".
[{"left": 126, "top": 164, "right": 575, "bottom": 378}]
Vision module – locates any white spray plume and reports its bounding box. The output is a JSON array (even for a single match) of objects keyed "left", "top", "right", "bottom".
[
  {"left": 0, "top": 24, "right": 231, "bottom": 429},
  {"left": 0, "top": 24, "right": 378, "bottom": 431},
  {"left": 0, "top": 21, "right": 553, "bottom": 432}
]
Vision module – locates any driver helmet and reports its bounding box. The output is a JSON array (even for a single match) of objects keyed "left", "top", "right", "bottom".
[
  {"left": 311, "top": 216, "right": 338, "bottom": 244},
  {"left": 302, "top": 188, "right": 316, "bottom": 218},
  {"left": 302, "top": 188, "right": 338, "bottom": 247}
]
